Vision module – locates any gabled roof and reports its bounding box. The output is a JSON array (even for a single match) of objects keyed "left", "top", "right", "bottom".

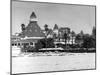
[
  {"left": 47, "top": 29, "right": 53, "bottom": 35},
  {"left": 19, "top": 21, "right": 45, "bottom": 38}
]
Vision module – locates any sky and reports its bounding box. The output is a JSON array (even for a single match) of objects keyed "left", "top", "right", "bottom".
[{"left": 12, "top": 0, "right": 95, "bottom": 35}]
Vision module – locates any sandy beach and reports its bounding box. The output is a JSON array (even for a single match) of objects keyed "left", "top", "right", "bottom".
[{"left": 12, "top": 53, "right": 95, "bottom": 74}]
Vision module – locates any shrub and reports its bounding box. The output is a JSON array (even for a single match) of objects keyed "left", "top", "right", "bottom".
[
  {"left": 82, "top": 36, "right": 96, "bottom": 48},
  {"left": 35, "top": 38, "right": 55, "bottom": 50}
]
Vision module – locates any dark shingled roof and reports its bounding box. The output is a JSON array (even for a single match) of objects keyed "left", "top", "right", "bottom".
[
  {"left": 19, "top": 11, "right": 45, "bottom": 38},
  {"left": 19, "top": 21, "right": 45, "bottom": 38},
  {"left": 53, "top": 24, "right": 58, "bottom": 30},
  {"left": 30, "top": 12, "right": 37, "bottom": 19}
]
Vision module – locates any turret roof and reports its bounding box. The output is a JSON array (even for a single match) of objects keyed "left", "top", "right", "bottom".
[
  {"left": 30, "top": 12, "right": 37, "bottom": 19},
  {"left": 53, "top": 24, "right": 58, "bottom": 30}
]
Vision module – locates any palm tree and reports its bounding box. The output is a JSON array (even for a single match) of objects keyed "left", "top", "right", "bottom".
[
  {"left": 21, "top": 24, "right": 25, "bottom": 31},
  {"left": 75, "top": 30, "right": 84, "bottom": 47},
  {"left": 92, "top": 26, "right": 96, "bottom": 39},
  {"left": 44, "top": 24, "right": 49, "bottom": 32},
  {"left": 44, "top": 24, "right": 49, "bottom": 49},
  {"left": 71, "top": 31, "right": 76, "bottom": 45},
  {"left": 80, "top": 30, "right": 84, "bottom": 39},
  {"left": 64, "top": 31, "right": 68, "bottom": 48},
  {"left": 58, "top": 32, "right": 61, "bottom": 42},
  {"left": 66, "top": 27, "right": 70, "bottom": 45}
]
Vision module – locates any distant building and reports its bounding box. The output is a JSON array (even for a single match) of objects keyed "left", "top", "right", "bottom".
[
  {"left": 12, "top": 11, "right": 45, "bottom": 47},
  {"left": 53, "top": 24, "right": 59, "bottom": 40},
  {"left": 11, "top": 11, "right": 76, "bottom": 49},
  {"left": 53, "top": 27, "right": 76, "bottom": 44},
  {"left": 11, "top": 35, "right": 21, "bottom": 46}
]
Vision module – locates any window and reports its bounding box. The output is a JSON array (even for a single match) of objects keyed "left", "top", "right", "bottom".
[
  {"left": 12, "top": 43, "right": 14, "bottom": 46},
  {"left": 15, "top": 43, "right": 17, "bottom": 46},
  {"left": 30, "top": 42, "right": 33, "bottom": 45},
  {"left": 26, "top": 43, "right": 29, "bottom": 45},
  {"left": 18, "top": 43, "right": 20, "bottom": 46},
  {"left": 22, "top": 43, "right": 24, "bottom": 45}
]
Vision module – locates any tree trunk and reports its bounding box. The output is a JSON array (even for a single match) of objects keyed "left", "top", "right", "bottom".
[{"left": 72, "top": 37, "right": 73, "bottom": 46}]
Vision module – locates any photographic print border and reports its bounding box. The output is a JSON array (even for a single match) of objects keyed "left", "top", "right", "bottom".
[{"left": 10, "top": 0, "right": 96, "bottom": 74}]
